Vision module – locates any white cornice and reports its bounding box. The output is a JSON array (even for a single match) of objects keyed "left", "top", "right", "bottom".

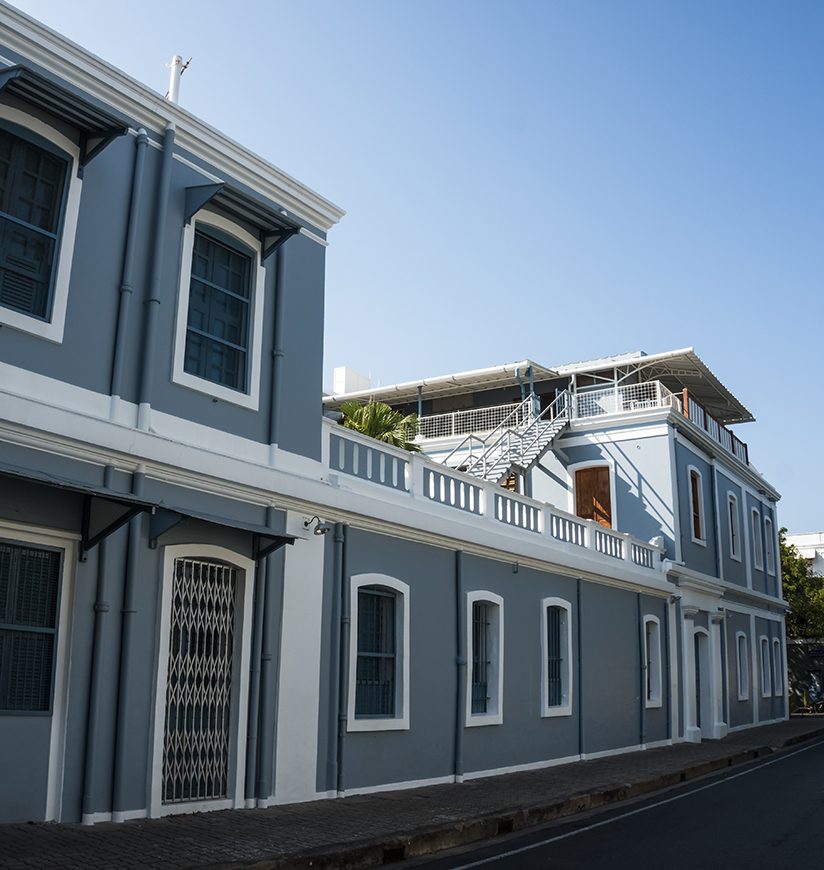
[{"left": 0, "top": 2, "right": 345, "bottom": 233}]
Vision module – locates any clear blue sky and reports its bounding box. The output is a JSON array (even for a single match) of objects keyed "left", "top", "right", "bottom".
[{"left": 10, "top": 0, "right": 823, "bottom": 531}]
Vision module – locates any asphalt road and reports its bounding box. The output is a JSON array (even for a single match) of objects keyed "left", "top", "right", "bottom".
[{"left": 402, "top": 738, "right": 824, "bottom": 869}]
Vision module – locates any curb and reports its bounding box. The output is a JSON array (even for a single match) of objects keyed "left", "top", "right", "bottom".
[{"left": 234, "top": 728, "right": 824, "bottom": 870}]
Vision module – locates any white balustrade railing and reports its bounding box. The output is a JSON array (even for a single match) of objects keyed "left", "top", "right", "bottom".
[{"left": 325, "top": 421, "right": 666, "bottom": 575}]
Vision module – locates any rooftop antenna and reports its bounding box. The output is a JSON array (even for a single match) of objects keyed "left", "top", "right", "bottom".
[{"left": 165, "top": 55, "right": 191, "bottom": 104}]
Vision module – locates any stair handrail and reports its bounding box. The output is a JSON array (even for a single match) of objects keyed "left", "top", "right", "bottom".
[
  {"left": 462, "top": 390, "right": 570, "bottom": 479},
  {"left": 441, "top": 394, "right": 535, "bottom": 469}
]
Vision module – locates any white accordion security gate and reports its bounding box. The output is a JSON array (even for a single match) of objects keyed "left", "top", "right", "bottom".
[{"left": 161, "top": 558, "right": 238, "bottom": 805}]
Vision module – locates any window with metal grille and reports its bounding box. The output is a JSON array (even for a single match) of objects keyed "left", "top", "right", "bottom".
[
  {"left": 471, "top": 601, "right": 491, "bottom": 715},
  {"left": 644, "top": 616, "right": 662, "bottom": 707},
  {"left": 0, "top": 126, "right": 69, "bottom": 320},
  {"left": 736, "top": 632, "right": 749, "bottom": 700},
  {"left": 355, "top": 587, "right": 396, "bottom": 717},
  {"left": 184, "top": 228, "right": 252, "bottom": 392},
  {"left": 759, "top": 636, "right": 771, "bottom": 697},
  {"left": 542, "top": 598, "right": 571, "bottom": 716},
  {"left": 0, "top": 541, "right": 61, "bottom": 713}
]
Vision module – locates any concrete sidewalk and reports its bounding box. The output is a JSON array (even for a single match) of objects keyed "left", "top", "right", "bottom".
[{"left": 2, "top": 718, "right": 823, "bottom": 870}]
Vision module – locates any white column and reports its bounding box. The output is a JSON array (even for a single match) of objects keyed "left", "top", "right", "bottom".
[
  {"left": 273, "top": 514, "right": 327, "bottom": 804},
  {"left": 682, "top": 607, "right": 700, "bottom": 743},
  {"left": 709, "top": 612, "right": 728, "bottom": 739}
]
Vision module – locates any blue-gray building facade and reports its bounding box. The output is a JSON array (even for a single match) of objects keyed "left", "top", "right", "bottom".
[{"left": 0, "top": 4, "right": 786, "bottom": 827}]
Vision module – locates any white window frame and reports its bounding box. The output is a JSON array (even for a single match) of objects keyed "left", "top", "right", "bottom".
[
  {"left": 0, "top": 520, "right": 77, "bottom": 822},
  {"left": 150, "top": 544, "right": 255, "bottom": 818},
  {"left": 347, "top": 573, "right": 410, "bottom": 732},
  {"left": 172, "top": 210, "right": 266, "bottom": 410},
  {"left": 772, "top": 637, "right": 783, "bottom": 697},
  {"left": 727, "top": 492, "right": 741, "bottom": 561},
  {"left": 764, "top": 517, "right": 775, "bottom": 576},
  {"left": 751, "top": 508, "right": 764, "bottom": 570},
  {"left": 643, "top": 615, "right": 663, "bottom": 709},
  {"left": 735, "top": 631, "right": 749, "bottom": 701},
  {"left": 568, "top": 459, "right": 618, "bottom": 530},
  {"left": 541, "top": 597, "right": 573, "bottom": 718},
  {"left": 759, "top": 635, "right": 771, "bottom": 698},
  {"left": 687, "top": 465, "right": 706, "bottom": 546},
  {"left": 0, "top": 105, "right": 82, "bottom": 344},
  {"left": 465, "top": 591, "right": 504, "bottom": 727}
]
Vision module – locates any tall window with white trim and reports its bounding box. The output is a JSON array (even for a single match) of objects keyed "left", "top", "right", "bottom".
[
  {"left": 688, "top": 467, "right": 705, "bottom": 544},
  {"left": 0, "top": 126, "right": 69, "bottom": 321},
  {"left": 542, "top": 598, "right": 572, "bottom": 717},
  {"left": 764, "top": 517, "right": 775, "bottom": 575},
  {"left": 751, "top": 508, "right": 764, "bottom": 570},
  {"left": 348, "top": 574, "right": 409, "bottom": 731},
  {"left": 466, "top": 591, "right": 504, "bottom": 726},
  {"left": 644, "top": 616, "right": 662, "bottom": 708},
  {"left": 0, "top": 540, "right": 62, "bottom": 712},
  {"left": 355, "top": 587, "right": 397, "bottom": 718},
  {"left": 759, "top": 636, "right": 771, "bottom": 697},
  {"left": 772, "top": 637, "right": 783, "bottom": 697},
  {"left": 727, "top": 493, "right": 741, "bottom": 560},
  {"left": 735, "top": 631, "right": 749, "bottom": 701},
  {"left": 184, "top": 227, "right": 253, "bottom": 392}
]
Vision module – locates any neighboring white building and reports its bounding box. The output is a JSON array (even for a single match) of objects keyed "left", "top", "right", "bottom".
[{"left": 786, "top": 532, "right": 824, "bottom": 576}]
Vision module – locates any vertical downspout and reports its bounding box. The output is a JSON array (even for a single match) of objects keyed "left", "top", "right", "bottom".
[
  {"left": 268, "top": 245, "right": 286, "bottom": 464},
  {"left": 637, "top": 593, "right": 646, "bottom": 748},
  {"left": 137, "top": 123, "right": 175, "bottom": 431},
  {"left": 81, "top": 465, "right": 114, "bottom": 825},
  {"left": 417, "top": 385, "right": 423, "bottom": 420},
  {"left": 111, "top": 468, "right": 146, "bottom": 821},
  {"left": 336, "top": 526, "right": 350, "bottom": 796},
  {"left": 664, "top": 602, "right": 672, "bottom": 740},
  {"left": 453, "top": 551, "right": 465, "bottom": 782},
  {"left": 326, "top": 523, "right": 344, "bottom": 791},
  {"left": 577, "top": 578, "right": 584, "bottom": 757},
  {"left": 244, "top": 528, "right": 270, "bottom": 806},
  {"left": 110, "top": 129, "right": 148, "bottom": 416},
  {"left": 515, "top": 367, "right": 525, "bottom": 404},
  {"left": 256, "top": 525, "right": 282, "bottom": 804}
]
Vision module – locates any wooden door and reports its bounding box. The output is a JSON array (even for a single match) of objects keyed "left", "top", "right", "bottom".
[{"left": 575, "top": 466, "right": 612, "bottom": 528}]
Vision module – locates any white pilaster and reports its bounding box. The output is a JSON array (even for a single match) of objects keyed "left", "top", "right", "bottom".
[
  {"left": 709, "top": 612, "right": 728, "bottom": 739},
  {"left": 273, "top": 514, "right": 327, "bottom": 804}
]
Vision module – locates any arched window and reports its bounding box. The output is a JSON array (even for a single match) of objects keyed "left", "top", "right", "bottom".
[
  {"left": 644, "top": 616, "right": 662, "bottom": 708},
  {"left": 465, "top": 591, "right": 504, "bottom": 726},
  {"left": 347, "top": 574, "right": 410, "bottom": 731},
  {"left": 735, "top": 631, "right": 749, "bottom": 701},
  {"left": 541, "top": 598, "right": 572, "bottom": 717}
]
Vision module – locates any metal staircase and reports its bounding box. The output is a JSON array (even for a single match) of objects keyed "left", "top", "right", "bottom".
[{"left": 441, "top": 391, "right": 570, "bottom": 483}]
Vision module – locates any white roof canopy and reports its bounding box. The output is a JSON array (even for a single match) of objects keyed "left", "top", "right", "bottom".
[{"left": 324, "top": 348, "right": 754, "bottom": 425}]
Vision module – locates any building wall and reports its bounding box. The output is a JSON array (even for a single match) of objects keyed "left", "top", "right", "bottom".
[
  {"left": 531, "top": 423, "right": 676, "bottom": 558},
  {"left": 317, "top": 527, "right": 672, "bottom": 795}
]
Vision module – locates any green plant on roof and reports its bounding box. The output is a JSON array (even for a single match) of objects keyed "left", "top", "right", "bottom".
[{"left": 340, "top": 399, "right": 420, "bottom": 452}]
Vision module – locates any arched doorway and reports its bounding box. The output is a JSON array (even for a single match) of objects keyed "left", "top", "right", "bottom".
[{"left": 693, "top": 629, "right": 711, "bottom": 735}]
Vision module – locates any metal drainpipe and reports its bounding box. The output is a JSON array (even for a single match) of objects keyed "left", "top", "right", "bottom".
[
  {"left": 664, "top": 602, "right": 672, "bottom": 740},
  {"left": 244, "top": 512, "right": 273, "bottom": 806},
  {"left": 515, "top": 367, "right": 525, "bottom": 404},
  {"left": 326, "top": 523, "right": 344, "bottom": 791},
  {"left": 256, "top": 532, "right": 283, "bottom": 804},
  {"left": 577, "top": 578, "right": 584, "bottom": 757},
  {"left": 137, "top": 123, "right": 175, "bottom": 431},
  {"left": 109, "top": 128, "right": 149, "bottom": 407},
  {"left": 80, "top": 465, "right": 114, "bottom": 825},
  {"left": 336, "top": 526, "right": 350, "bottom": 796},
  {"left": 453, "top": 551, "right": 465, "bottom": 782},
  {"left": 268, "top": 245, "right": 286, "bottom": 462},
  {"left": 111, "top": 468, "right": 145, "bottom": 821},
  {"left": 638, "top": 593, "right": 647, "bottom": 747}
]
